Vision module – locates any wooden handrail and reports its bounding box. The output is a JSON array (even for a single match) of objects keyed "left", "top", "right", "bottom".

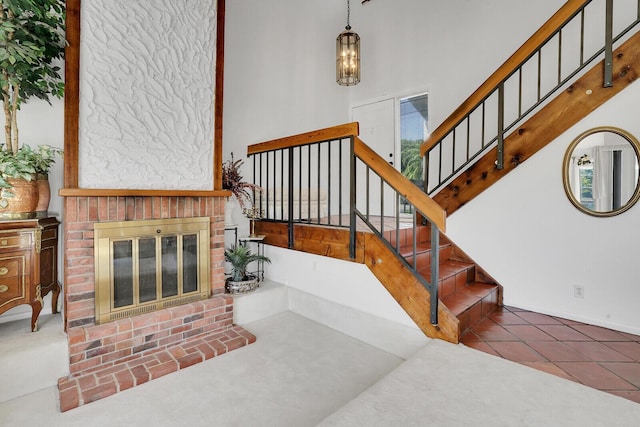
[
  {"left": 355, "top": 137, "right": 446, "bottom": 232},
  {"left": 420, "top": 0, "right": 590, "bottom": 156},
  {"left": 247, "top": 122, "right": 360, "bottom": 156}
]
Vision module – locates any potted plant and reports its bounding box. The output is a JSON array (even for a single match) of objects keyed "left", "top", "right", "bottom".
[
  {"left": 224, "top": 244, "right": 271, "bottom": 294},
  {"left": 30, "top": 144, "right": 63, "bottom": 212},
  {"left": 222, "top": 152, "right": 261, "bottom": 224},
  {"left": 0, "top": 0, "right": 66, "bottom": 215}
]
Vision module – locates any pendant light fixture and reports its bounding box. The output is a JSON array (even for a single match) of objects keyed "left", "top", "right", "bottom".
[{"left": 336, "top": 0, "right": 360, "bottom": 86}]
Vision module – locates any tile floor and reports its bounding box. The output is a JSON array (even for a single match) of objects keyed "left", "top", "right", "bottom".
[{"left": 462, "top": 305, "right": 640, "bottom": 404}]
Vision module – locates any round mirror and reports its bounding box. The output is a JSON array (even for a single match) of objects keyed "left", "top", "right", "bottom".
[{"left": 563, "top": 127, "right": 640, "bottom": 217}]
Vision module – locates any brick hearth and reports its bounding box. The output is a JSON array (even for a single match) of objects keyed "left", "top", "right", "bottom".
[
  {"left": 58, "top": 298, "right": 255, "bottom": 412},
  {"left": 59, "top": 196, "right": 253, "bottom": 411}
]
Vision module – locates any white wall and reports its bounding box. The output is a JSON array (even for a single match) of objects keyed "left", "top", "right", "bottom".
[
  {"left": 349, "top": 0, "right": 565, "bottom": 128},
  {"left": 223, "top": 0, "right": 350, "bottom": 231},
  {"left": 265, "top": 245, "right": 417, "bottom": 328}
]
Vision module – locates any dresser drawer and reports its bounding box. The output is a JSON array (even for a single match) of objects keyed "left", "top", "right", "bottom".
[
  {"left": 0, "top": 257, "right": 24, "bottom": 278},
  {"left": 0, "top": 233, "right": 31, "bottom": 251},
  {"left": 0, "top": 276, "right": 26, "bottom": 304},
  {"left": 0, "top": 252, "right": 28, "bottom": 275}
]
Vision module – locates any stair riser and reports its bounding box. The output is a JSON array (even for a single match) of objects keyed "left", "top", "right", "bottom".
[
  {"left": 384, "top": 226, "right": 432, "bottom": 247},
  {"left": 456, "top": 288, "right": 499, "bottom": 335},
  {"left": 437, "top": 266, "right": 474, "bottom": 298},
  {"left": 403, "top": 245, "right": 452, "bottom": 268}
]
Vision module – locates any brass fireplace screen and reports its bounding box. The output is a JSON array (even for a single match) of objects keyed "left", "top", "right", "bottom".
[{"left": 94, "top": 217, "right": 211, "bottom": 324}]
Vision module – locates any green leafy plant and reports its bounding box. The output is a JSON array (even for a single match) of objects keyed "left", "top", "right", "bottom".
[
  {"left": 29, "top": 143, "right": 62, "bottom": 174},
  {"left": 224, "top": 244, "right": 271, "bottom": 282},
  {"left": 0, "top": 143, "right": 35, "bottom": 189},
  {"left": 0, "top": 1, "right": 65, "bottom": 200},
  {"left": 400, "top": 139, "right": 423, "bottom": 182},
  {"left": 0, "top": 0, "right": 66, "bottom": 154}
]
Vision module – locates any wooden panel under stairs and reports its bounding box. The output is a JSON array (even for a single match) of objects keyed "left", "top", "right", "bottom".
[{"left": 255, "top": 221, "right": 502, "bottom": 343}]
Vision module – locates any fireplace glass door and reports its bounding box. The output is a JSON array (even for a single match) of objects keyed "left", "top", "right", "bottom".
[{"left": 95, "top": 218, "right": 210, "bottom": 324}]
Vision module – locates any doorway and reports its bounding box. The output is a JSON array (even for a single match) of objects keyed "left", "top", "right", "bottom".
[{"left": 351, "top": 93, "right": 429, "bottom": 216}]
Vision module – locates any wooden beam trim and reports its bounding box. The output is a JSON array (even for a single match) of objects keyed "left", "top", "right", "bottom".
[
  {"left": 247, "top": 122, "right": 360, "bottom": 155},
  {"left": 421, "top": 0, "right": 590, "bottom": 156},
  {"left": 213, "top": 0, "right": 225, "bottom": 190},
  {"left": 64, "top": 0, "right": 80, "bottom": 188}
]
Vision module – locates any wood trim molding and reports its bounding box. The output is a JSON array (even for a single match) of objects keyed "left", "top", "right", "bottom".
[
  {"left": 247, "top": 122, "right": 360, "bottom": 155},
  {"left": 59, "top": 188, "right": 231, "bottom": 197},
  {"left": 420, "top": 0, "right": 589, "bottom": 156},
  {"left": 214, "top": 0, "right": 225, "bottom": 190},
  {"left": 64, "top": 0, "right": 80, "bottom": 188},
  {"left": 62, "top": 0, "right": 226, "bottom": 193}
]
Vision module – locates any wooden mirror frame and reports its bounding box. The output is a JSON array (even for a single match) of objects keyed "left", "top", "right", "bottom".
[
  {"left": 62, "top": 0, "right": 226, "bottom": 195},
  {"left": 562, "top": 126, "right": 640, "bottom": 217}
]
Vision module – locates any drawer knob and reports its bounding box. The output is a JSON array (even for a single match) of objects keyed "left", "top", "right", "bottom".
[
  {"left": 0, "top": 285, "right": 8, "bottom": 293},
  {"left": 0, "top": 240, "right": 6, "bottom": 246},
  {"left": 0, "top": 267, "right": 8, "bottom": 276}
]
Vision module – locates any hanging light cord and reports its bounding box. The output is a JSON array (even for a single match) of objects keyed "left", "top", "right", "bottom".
[{"left": 346, "top": 0, "right": 351, "bottom": 30}]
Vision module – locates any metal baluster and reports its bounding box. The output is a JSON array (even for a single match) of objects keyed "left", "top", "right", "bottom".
[
  {"left": 430, "top": 221, "right": 439, "bottom": 325},
  {"left": 280, "top": 149, "right": 284, "bottom": 219},
  {"left": 496, "top": 82, "right": 505, "bottom": 170},
  {"left": 412, "top": 210, "right": 417, "bottom": 270},
  {"left": 580, "top": 8, "right": 585, "bottom": 66},
  {"left": 604, "top": 0, "right": 613, "bottom": 87},
  {"left": 288, "top": 148, "right": 294, "bottom": 248},
  {"left": 327, "top": 140, "right": 332, "bottom": 225},
  {"left": 518, "top": 67, "right": 523, "bottom": 118},
  {"left": 349, "top": 137, "right": 356, "bottom": 259},
  {"left": 557, "top": 28, "right": 563, "bottom": 86},
  {"left": 317, "top": 143, "right": 321, "bottom": 223},
  {"left": 379, "top": 176, "right": 384, "bottom": 236}
]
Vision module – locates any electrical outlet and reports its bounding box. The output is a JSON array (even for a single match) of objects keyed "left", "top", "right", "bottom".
[{"left": 574, "top": 285, "right": 585, "bottom": 298}]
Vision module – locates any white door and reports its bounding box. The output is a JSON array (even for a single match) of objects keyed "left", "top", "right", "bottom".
[{"left": 351, "top": 98, "right": 396, "bottom": 217}]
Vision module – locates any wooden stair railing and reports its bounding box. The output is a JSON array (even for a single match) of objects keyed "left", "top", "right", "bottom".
[
  {"left": 247, "top": 123, "right": 457, "bottom": 337},
  {"left": 434, "top": 30, "right": 640, "bottom": 215},
  {"left": 420, "top": 0, "right": 640, "bottom": 196}
]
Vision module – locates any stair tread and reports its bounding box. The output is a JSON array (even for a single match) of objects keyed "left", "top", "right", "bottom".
[
  {"left": 417, "top": 259, "right": 473, "bottom": 281},
  {"left": 441, "top": 282, "right": 498, "bottom": 316},
  {"left": 398, "top": 241, "right": 432, "bottom": 256}
]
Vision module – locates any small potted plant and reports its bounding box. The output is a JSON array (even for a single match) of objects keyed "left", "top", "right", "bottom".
[
  {"left": 224, "top": 244, "right": 271, "bottom": 294},
  {"left": 222, "top": 152, "right": 261, "bottom": 224},
  {"left": 0, "top": 1, "right": 66, "bottom": 215}
]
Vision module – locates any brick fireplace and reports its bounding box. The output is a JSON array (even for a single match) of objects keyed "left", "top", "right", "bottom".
[{"left": 57, "top": 195, "right": 255, "bottom": 412}]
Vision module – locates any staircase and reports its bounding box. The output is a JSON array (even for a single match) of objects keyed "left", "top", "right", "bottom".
[
  {"left": 247, "top": 1, "right": 640, "bottom": 345},
  {"left": 390, "top": 225, "right": 501, "bottom": 337}
]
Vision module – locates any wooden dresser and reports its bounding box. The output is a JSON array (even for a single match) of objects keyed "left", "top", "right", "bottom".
[{"left": 0, "top": 216, "right": 60, "bottom": 331}]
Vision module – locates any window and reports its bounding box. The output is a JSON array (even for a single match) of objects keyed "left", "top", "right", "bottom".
[{"left": 399, "top": 93, "right": 428, "bottom": 212}]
